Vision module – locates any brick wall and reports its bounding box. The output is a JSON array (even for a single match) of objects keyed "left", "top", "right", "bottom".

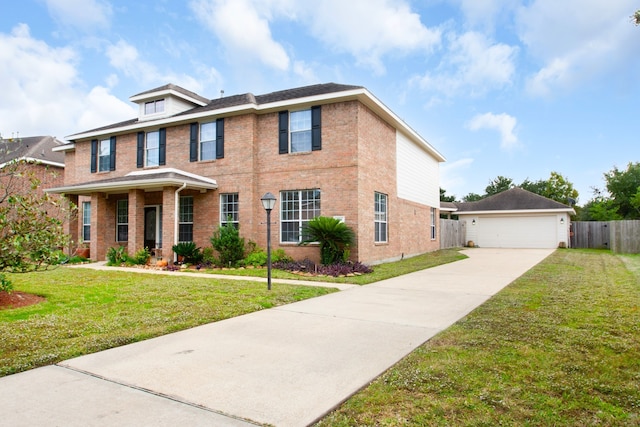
[{"left": 64, "top": 99, "right": 439, "bottom": 264}]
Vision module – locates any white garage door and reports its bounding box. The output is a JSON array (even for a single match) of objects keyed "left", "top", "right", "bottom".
[{"left": 477, "top": 215, "right": 557, "bottom": 248}]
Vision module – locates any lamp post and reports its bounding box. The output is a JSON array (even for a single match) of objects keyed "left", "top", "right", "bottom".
[{"left": 260, "top": 192, "right": 276, "bottom": 291}]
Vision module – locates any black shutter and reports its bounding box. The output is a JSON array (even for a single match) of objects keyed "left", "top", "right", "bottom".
[
  {"left": 216, "top": 118, "right": 224, "bottom": 159},
  {"left": 159, "top": 128, "right": 166, "bottom": 166},
  {"left": 279, "top": 111, "right": 289, "bottom": 154},
  {"left": 311, "top": 106, "right": 321, "bottom": 151},
  {"left": 189, "top": 123, "right": 198, "bottom": 162},
  {"left": 136, "top": 132, "right": 144, "bottom": 168},
  {"left": 109, "top": 136, "right": 116, "bottom": 171},
  {"left": 90, "top": 139, "right": 97, "bottom": 173}
]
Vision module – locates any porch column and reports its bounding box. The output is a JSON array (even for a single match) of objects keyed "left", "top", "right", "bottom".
[
  {"left": 90, "top": 192, "right": 108, "bottom": 261},
  {"left": 162, "top": 186, "right": 176, "bottom": 263},
  {"left": 65, "top": 194, "right": 79, "bottom": 254},
  {"left": 128, "top": 189, "right": 145, "bottom": 254}
]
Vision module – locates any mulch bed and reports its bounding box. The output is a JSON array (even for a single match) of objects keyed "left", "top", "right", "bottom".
[{"left": 0, "top": 291, "right": 45, "bottom": 310}]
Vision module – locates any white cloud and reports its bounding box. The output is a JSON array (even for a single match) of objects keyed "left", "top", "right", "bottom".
[
  {"left": 44, "top": 0, "right": 112, "bottom": 31},
  {"left": 516, "top": 0, "right": 640, "bottom": 96},
  {"left": 302, "top": 0, "right": 441, "bottom": 74},
  {"left": 189, "top": 0, "right": 290, "bottom": 71},
  {"left": 440, "top": 157, "right": 474, "bottom": 197},
  {"left": 456, "top": 0, "right": 515, "bottom": 32},
  {"left": 0, "top": 24, "right": 134, "bottom": 139},
  {"left": 413, "top": 31, "right": 517, "bottom": 98},
  {"left": 467, "top": 112, "right": 519, "bottom": 150},
  {"left": 105, "top": 39, "right": 207, "bottom": 93}
]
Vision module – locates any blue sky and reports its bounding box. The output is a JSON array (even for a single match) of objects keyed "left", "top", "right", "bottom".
[{"left": 1, "top": 0, "right": 638, "bottom": 203}]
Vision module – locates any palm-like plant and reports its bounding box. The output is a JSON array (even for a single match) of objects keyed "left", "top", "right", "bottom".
[{"left": 301, "top": 216, "right": 355, "bottom": 265}]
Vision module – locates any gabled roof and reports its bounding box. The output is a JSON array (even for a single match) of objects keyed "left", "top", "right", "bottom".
[
  {"left": 64, "top": 82, "right": 445, "bottom": 163},
  {"left": 46, "top": 168, "right": 217, "bottom": 195},
  {"left": 0, "top": 136, "right": 66, "bottom": 168},
  {"left": 451, "top": 188, "right": 575, "bottom": 213},
  {"left": 130, "top": 83, "right": 210, "bottom": 105}
]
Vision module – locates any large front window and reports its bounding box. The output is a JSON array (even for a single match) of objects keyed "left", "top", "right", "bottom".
[
  {"left": 82, "top": 202, "right": 91, "bottom": 242},
  {"left": 179, "top": 196, "right": 193, "bottom": 242},
  {"left": 375, "top": 192, "right": 388, "bottom": 243},
  {"left": 290, "top": 109, "right": 312, "bottom": 153},
  {"left": 200, "top": 121, "right": 216, "bottom": 160},
  {"left": 117, "top": 199, "right": 128, "bottom": 242},
  {"left": 280, "top": 189, "right": 321, "bottom": 243},
  {"left": 98, "top": 139, "right": 110, "bottom": 172},
  {"left": 146, "top": 131, "right": 159, "bottom": 167},
  {"left": 220, "top": 193, "right": 239, "bottom": 228}
]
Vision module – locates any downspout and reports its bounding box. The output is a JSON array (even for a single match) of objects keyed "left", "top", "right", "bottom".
[{"left": 173, "top": 183, "right": 187, "bottom": 263}]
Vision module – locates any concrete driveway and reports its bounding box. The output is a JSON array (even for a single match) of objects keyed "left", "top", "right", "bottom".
[{"left": 0, "top": 248, "right": 553, "bottom": 426}]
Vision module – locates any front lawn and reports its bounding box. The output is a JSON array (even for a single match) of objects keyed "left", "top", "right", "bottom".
[
  {"left": 316, "top": 249, "right": 640, "bottom": 426},
  {"left": 0, "top": 269, "right": 336, "bottom": 377}
]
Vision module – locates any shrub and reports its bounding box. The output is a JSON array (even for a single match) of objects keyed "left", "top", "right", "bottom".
[
  {"left": 0, "top": 273, "right": 12, "bottom": 293},
  {"left": 131, "top": 247, "right": 151, "bottom": 265},
  {"left": 301, "top": 216, "right": 355, "bottom": 265},
  {"left": 244, "top": 250, "right": 267, "bottom": 267},
  {"left": 200, "top": 247, "right": 217, "bottom": 267},
  {"left": 210, "top": 224, "right": 245, "bottom": 267},
  {"left": 273, "top": 248, "right": 293, "bottom": 263},
  {"left": 172, "top": 242, "right": 202, "bottom": 264},
  {"left": 106, "top": 246, "right": 128, "bottom": 266},
  {"left": 273, "top": 259, "right": 373, "bottom": 277}
]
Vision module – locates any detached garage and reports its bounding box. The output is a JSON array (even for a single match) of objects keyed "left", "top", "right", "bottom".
[{"left": 449, "top": 188, "right": 575, "bottom": 249}]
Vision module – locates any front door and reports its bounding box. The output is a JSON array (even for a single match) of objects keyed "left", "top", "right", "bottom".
[{"left": 144, "top": 206, "right": 163, "bottom": 250}]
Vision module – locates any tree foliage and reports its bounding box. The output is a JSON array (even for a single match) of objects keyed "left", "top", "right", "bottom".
[
  {"left": 0, "top": 151, "right": 72, "bottom": 291},
  {"left": 522, "top": 172, "right": 578, "bottom": 205},
  {"left": 485, "top": 176, "right": 514, "bottom": 196},
  {"left": 439, "top": 188, "right": 456, "bottom": 202},
  {"left": 603, "top": 162, "right": 640, "bottom": 219},
  {"left": 633, "top": 9, "right": 640, "bottom": 25}
]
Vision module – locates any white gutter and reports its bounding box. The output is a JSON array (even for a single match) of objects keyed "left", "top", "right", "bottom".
[{"left": 173, "top": 182, "right": 187, "bottom": 262}]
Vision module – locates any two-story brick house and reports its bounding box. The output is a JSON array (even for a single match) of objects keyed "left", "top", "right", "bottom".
[{"left": 48, "top": 83, "right": 445, "bottom": 264}]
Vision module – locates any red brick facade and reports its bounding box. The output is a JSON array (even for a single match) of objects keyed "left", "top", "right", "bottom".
[{"left": 56, "top": 85, "right": 442, "bottom": 264}]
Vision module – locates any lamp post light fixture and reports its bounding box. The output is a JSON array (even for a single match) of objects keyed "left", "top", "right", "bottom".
[{"left": 260, "top": 192, "right": 277, "bottom": 291}]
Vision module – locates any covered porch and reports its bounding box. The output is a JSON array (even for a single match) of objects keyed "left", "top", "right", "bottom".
[{"left": 47, "top": 168, "right": 218, "bottom": 262}]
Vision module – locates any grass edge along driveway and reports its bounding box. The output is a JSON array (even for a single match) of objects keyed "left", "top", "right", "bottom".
[
  {"left": 315, "top": 249, "right": 640, "bottom": 426},
  {"left": 0, "top": 249, "right": 466, "bottom": 377}
]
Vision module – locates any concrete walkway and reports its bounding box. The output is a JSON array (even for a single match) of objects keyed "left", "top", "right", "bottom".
[{"left": 0, "top": 248, "right": 554, "bottom": 426}]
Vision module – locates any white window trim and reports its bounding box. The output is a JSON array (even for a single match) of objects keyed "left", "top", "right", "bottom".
[
  {"left": 116, "top": 199, "right": 128, "bottom": 242},
  {"left": 375, "top": 192, "right": 388, "bottom": 243},
  {"left": 289, "top": 109, "right": 312, "bottom": 153}
]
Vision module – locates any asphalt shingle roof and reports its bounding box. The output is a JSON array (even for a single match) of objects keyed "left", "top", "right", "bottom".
[
  {"left": 453, "top": 187, "right": 573, "bottom": 211},
  {"left": 0, "top": 135, "right": 65, "bottom": 166}
]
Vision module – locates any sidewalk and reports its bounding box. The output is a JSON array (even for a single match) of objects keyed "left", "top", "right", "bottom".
[{"left": 0, "top": 248, "right": 554, "bottom": 426}]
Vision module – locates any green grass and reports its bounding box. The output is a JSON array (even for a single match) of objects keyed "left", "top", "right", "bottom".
[
  {"left": 0, "top": 268, "right": 336, "bottom": 377},
  {"left": 316, "top": 249, "right": 640, "bottom": 426},
  {"left": 195, "top": 248, "right": 467, "bottom": 285}
]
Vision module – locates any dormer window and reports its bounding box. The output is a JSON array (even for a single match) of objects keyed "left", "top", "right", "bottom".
[{"left": 145, "top": 99, "right": 165, "bottom": 115}]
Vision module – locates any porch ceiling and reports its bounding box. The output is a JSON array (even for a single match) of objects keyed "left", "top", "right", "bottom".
[{"left": 45, "top": 168, "right": 218, "bottom": 195}]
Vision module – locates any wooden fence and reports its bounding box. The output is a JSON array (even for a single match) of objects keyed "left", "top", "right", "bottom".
[
  {"left": 571, "top": 220, "right": 640, "bottom": 253},
  {"left": 440, "top": 219, "right": 466, "bottom": 249}
]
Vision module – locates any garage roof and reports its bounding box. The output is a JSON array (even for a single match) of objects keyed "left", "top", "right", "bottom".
[{"left": 447, "top": 188, "right": 575, "bottom": 214}]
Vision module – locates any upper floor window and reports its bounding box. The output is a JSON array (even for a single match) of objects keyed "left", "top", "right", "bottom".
[
  {"left": 146, "top": 131, "right": 159, "bottom": 167},
  {"left": 190, "top": 119, "right": 224, "bottom": 162},
  {"left": 90, "top": 137, "right": 115, "bottom": 173},
  {"left": 375, "top": 192, "right": 388, "bottom": 243},
  {"left": 279, "top": 106, "right": 321, "bottom": 154},
  {"left": 200, "top": 121, "right": 217, "bottom": 160},
  {"left": 137, "top": 129, "right": 166, "bottom": 168},
  {"left": 145, "top": 99, "right": 165, "bottom": 115},
  {"left": 290, "top": 110, "right": 312, "bottom": 152},
  {"left": 280, "top": 189, "right": 321, "bottom": 243},
  {"left": 98, "top": 139, "right": 110, "bottom": 172},
  {"left": 220, "top": 193, "right": 239, "bottom": 228}
]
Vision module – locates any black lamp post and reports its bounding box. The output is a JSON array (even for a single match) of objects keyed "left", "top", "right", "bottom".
[{"left": 260, "top": 192, "right": 276, "bottom": 290}]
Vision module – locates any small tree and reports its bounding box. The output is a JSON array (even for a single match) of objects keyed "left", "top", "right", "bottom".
[
  {"left": 301, "top": 216, "right": 355, "bottom": 265},
  {"left": 210, "top": 223, "right": 245, "bottom": 267}
]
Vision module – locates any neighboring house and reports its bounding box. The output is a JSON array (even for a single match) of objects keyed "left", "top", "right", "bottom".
[
  {"left": 48, "top": 83, "right": 445, "bottom": 264},
  {"left": 445, "top": 188, "right": 575, "bottom": 249},
  {"left": 0, "top": 135, "right": 66, "bottom": 200}
]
